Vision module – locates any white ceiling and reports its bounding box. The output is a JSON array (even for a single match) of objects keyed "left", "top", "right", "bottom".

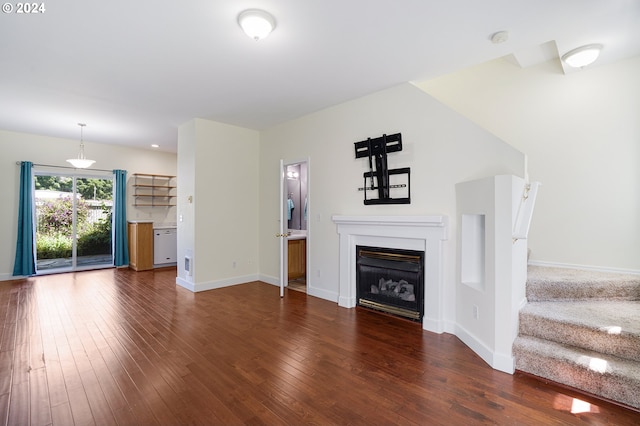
[{"left": 1, "top": 0, "right": 639, "bottom": 153}]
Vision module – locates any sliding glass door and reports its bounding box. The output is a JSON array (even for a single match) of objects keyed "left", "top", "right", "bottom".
[{"left": 34, "top": 171, "right": 114, "bottom": 273}]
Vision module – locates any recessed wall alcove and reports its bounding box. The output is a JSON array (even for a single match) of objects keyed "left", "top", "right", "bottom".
[{"left": 332, "top": 215, "right": 448, "bottom": 333}]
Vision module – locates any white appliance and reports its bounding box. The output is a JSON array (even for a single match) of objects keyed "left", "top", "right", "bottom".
[{"left": 154, "top": 227, "right": 177, "bottom": 265}]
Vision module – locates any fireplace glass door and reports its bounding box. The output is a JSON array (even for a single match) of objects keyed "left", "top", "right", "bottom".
[{"left": 356, "top": 246, "right": 424, "bottom": 321}]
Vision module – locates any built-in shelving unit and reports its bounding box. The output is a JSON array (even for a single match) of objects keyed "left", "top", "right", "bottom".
[{"left": 132, "top": 173, "right": 176, "bottom": 207}]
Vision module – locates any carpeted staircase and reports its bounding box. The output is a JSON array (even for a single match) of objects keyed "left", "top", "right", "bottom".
[{"left": 513, "top": 265, "right": 640, "bottom": 410}]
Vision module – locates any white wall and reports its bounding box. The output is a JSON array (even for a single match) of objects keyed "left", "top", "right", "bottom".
[
  {"left": 176, "top": 118, "right": 260, "bottom": 292},
  {"left": 456, "top": 175, "right": 529, "bottom": 373},
  {"left": 258, "top": 83, "right": 525, "bottom": 327},
  {"left": 176, "top": 120, "right": 196, "bottom": 285},
  {"left": 0, "top": 129, "right": 176, "bottom": 280},
  {"left": 417, "top": 56, "right": 640, "bottom": 272}
]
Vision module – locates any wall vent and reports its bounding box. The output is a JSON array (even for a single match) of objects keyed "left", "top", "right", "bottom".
[{"left": 185, "top": 256, "right": 192, "bottom": 276}]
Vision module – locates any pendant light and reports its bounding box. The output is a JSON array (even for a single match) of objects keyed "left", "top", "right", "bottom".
[{"left": 67, "top": 123, "right": 95, "bottom": 168}]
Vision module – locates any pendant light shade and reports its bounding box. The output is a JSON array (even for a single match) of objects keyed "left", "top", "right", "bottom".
[{"left": 67, "top": 123, "right": 95, "bottom": 168}]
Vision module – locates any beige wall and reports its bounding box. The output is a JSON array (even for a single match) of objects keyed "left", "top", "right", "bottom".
[
  {"left": 0, "top": 129, "right": 176, "bottom": 280},
  {"left": 176, "top": 118, "right": 260, "bottom": 291},
  {"left": 258, "top": 83, "right": 525, "bottom": 324},
  {"left": 417, "top": 55, "right": 640, "bottom": 272}
]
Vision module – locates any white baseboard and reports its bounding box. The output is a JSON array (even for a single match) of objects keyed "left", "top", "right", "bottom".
[
  {"left": 455, "top": 324, "right": 514, "bottom": 375},
  {"left": 176, "top": 274, "right": 259, "bottom": 293},
  {"left": 0, "top": 273, "right": 22, "bottom": 282},
  {"left": 338, "top": 295, "right": 355, "bottom": 308},
  {"left": 258, "top": 274, "right": 339, "bottom": 303},
  {"left": 441, "top": 319, "right": 457, "bottom": 335},
  {"left": 422, "top": 316, "right": 445, "bottom": 334},
  {"left": 258, "top": 274, "right": 278, "bottom": 286},
  {"left": 308, "top": 286, "right": 338, "bottom": 303},
  {"left": 528, "top": 260, "right": 640, "bottom": 275}
]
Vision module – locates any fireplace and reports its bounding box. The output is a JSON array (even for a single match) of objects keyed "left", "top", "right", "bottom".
[
  {"left": 356, "top": 246, "right": 424, "bottom": 321},
  {"left": 332, "top": 215, "right": 448, "bottom": 333}
]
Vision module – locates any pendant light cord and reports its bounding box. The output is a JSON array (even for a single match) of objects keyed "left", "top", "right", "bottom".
[{"left": 78, "top": 123, "right": 86, "bottom": 158}]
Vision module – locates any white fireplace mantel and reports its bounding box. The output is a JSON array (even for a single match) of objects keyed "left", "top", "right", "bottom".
[{"left": 332, "top": 215, "right": 448, "bottom": 333}]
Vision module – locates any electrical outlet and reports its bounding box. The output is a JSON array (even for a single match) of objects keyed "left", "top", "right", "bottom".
[
  {"left": 232, "top": 261, "right": 237, "bottom": 268},
  {"left": 473, "top": 305, "right": 479, "bottom": 320},
  {"left": 316, "top": 269, "right": 321, "bottom": 278}
]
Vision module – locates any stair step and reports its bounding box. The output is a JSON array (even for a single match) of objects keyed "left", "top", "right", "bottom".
[
  {"left": 513, "top": 335, "right": 640, "bottom": 410},
  {"left": 526, "top": 265, "right": 640, "bottom": 302},
  {"left": 519, "top": 301, "right": 640, "bottom": 363}
]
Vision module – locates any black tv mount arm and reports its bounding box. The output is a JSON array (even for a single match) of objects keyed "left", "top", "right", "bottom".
[{"left": 354, "top": 133, "right": 410, "bottom": 205}]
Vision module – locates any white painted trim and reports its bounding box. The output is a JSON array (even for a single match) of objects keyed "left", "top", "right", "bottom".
[
  {"left": 492, "top": 351, "right": 515, "bottom": 374},
  {"left": 175, "top": 276, "right": 196, "bottom": 291},
  {"left": 307, "top": 286, "right": 338, "bottom": 303},
  {"left": 259, "top": 273, "right": 279, "bottom": 286},
  {"left": 455, "top": 324, "right": 493, "bottom": 369},
  {"left": 518, "top": 297, "right": 527, "bottom": 310},
  {"left": 423, "top": 316, "right": 445, "bottom": 334},
  {"left": 332, "top": 214, "right": 449, "bottom": 334},
  {"left": 332, "top": 215, "right": 448, "bottom": 234},
  {"left": 176, "top": 274, "right": 259, "bottom": 293},
  {"left": 0, "top": 273, "right": 22, "bottom": 282},
  {"left": 258, "top": 274, "right": 338, "bottom": 302},
  {"left": 455, "top": 324, "right": 514, "bottom": 374},
  {"left": 528, "top": 260, "right": 640, "bottom": 276},
  {"left": 442, "top": 319, "right": 457, "bottom": 335}
]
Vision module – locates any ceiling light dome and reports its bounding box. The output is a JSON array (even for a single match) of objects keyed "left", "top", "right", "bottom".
[
  {"left": 562, "top": 44, "right": 603, "bottom": 68},
  {"left": 238, "top": 9, "right": 276, "bottom": 40}
]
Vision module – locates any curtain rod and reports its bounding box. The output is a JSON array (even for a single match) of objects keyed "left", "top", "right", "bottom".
[{"left": 15, "top": 161, "right": 114, "bottom": 173}]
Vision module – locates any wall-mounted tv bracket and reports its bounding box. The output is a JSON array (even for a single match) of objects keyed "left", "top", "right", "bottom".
[{"left": 354, "top": 133, "right": 411, "bottom": 205}]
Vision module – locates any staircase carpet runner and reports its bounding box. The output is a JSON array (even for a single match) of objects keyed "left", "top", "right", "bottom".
[{"left": 513, "top": 265, "right": 640, "bottom": 410}]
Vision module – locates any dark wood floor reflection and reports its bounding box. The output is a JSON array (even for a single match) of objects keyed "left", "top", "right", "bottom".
[{"left": 0, "top": 268, "right": 637, "bottom": 425}]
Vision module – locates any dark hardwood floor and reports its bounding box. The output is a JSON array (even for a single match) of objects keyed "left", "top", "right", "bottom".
[{"left": 0, "top": 268, "right": 637, "bottom": 425}]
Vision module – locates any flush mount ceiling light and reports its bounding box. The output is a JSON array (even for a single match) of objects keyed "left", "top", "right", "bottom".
[
  {"left": 238, "top": 9, "right": 276, "bottom": 40},
  {"left": 561, "top": 44, "right": 603, "bottom": 68},
  {"left": 67, "top": 123, "right": 95, "bottom": 168},
  {"left": 490, "top": 30, "right": 509, "bottom": 44}
]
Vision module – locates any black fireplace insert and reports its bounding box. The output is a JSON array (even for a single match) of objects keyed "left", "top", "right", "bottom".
[{"left": 356, "top": 245, "right": 424, "bottom": 321}]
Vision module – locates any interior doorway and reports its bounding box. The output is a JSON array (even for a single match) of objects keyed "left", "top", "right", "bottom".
[{"left": 280, "top": 159, "right": 309, "bottom": 295}]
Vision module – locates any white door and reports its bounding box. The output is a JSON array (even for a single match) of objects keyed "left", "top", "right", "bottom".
[
  {"left": 278, "top": 160, "right": 286, "bottom": 297},
  {"left": 279, "top": 159, "right": 309, "bottom": 297}
]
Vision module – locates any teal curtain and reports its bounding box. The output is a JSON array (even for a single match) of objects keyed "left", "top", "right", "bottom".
[
  {"left": 113, "top": 169, "right": 129, "bottom": 266},
  {"left": 13, "top": 161, "right": 36, "bottom": 276}
]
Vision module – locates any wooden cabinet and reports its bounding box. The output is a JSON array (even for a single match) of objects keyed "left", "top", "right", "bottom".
[
  {"left": 128, "top": 222, "right": 154, "bottom": 271},
  {"left": 288, "top": 238, "right": 306, "bottom": 280},
  {"left": 132, "top": 173, "right": 176, "bottom": 207}
]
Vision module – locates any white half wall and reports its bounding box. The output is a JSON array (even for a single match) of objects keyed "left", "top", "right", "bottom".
[{"left": 455, "top": 175, "right": 530, "bottom": 373}]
